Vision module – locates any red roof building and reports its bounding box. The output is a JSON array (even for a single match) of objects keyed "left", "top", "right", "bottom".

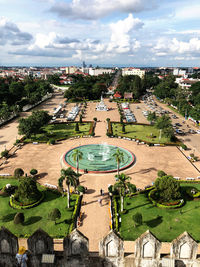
[{"left": 114, "top": 91, "right": 122, "bottom": 98}]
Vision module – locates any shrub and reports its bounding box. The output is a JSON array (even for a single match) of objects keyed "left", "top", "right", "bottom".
[
  {"left": 14, "top": 168, "right": 24, "bottom": 178},
  {"left": 93, "top": 117, "right": 97, "bottom": 121},
  {"left": 132, "top": 212, "right": 142, "bottom": 227},
  {"left": 106, "top": 118, "right": 110, "bottom": 122},
  {"left": 1, "top": 149, "right": 9, "bottom": 158},
  {"left": 48, "top": 138, "right": 55, "bottom": 145},
  {"left": 157, "top": 170, "right": 166, "bottom": 177},
  {"left": 30, "top": 169, "right": 38, "bottom": 176},
  {"left": 49, "top": 208, "right": 61, "bottom": 224},
  {"left": 77, "top": 185, "right": 85, "bottom": 194},
  {"left": 14, "top": 212, "right": 24, "bottom": 224},
  {"left": 180, "top": 144, "right": 187, "bottom": 150}
]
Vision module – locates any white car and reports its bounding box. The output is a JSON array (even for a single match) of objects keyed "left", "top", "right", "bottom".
[{"left": 196, "top": 130, "right": 200, "bottom": 134}]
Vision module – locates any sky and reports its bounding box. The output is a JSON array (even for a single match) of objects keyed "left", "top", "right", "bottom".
[{"left": 0, "top": 0, "right": 200, "bottom": 67}]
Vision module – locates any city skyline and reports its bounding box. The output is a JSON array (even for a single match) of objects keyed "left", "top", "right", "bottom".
[{"left": 1, "top": 0, "right": 200, "bottom": 67}]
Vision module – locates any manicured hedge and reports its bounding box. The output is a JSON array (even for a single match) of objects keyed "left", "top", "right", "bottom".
[
  {"left": 69, "top": 194, "right": 82, "bottom": 233},
  {"left": 148, "top": 189, "right": 184, "bottom": 209},
  {"left": 112, "top": 196, "right": 119, "bottom": 232},
  {"left": 107, "top": 120, "right": 113, "bottom": 136},
  {"left": 10, "top": 191, "right": 45, "bottom": 209}
]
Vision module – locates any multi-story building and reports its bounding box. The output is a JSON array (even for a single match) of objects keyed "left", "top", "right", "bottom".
[
  {"left": 121, "top": 67, "right": 145, "bottom": 78},
  {"left": 88, "top": 68, "right": 114, "bottom": 76},
  {"left": 65, "top": 66, "right": 78, "bottom": 74}
]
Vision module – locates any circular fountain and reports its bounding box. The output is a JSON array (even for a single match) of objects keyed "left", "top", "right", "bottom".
[{"left": 62, "top": 144, "right": 135, "bottom": 173}]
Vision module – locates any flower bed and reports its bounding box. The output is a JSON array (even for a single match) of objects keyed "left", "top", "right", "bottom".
[
  {"left": 10, "top": 191, "right": 45, "bottom": 209},
  {"left": 148, "top": 189, "right": 184, "bottom": 209}
]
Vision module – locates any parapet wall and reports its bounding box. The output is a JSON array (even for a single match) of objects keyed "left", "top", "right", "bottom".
[{"left": 1, "top": 227, "right": 200, "bottom": 267}]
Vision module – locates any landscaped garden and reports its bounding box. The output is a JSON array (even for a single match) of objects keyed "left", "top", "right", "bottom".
[
  {"left": 0, "top": 178, "right": 80, "bottom": 238},
  {"left": 112, "top": 175, "right": 200, "bottom": 242},
  {"left": 111, "top": 122, "right": 180, "bottom": 144},
  {"left": 24, "top": 122, "right": 93, "bottom": 143}
]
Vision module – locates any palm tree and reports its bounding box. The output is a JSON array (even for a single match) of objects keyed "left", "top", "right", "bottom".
[
  {"left": 72, "top": 149, "right": 83, "bottom": 174},
  {"left": 114, "top": 173, "right": 133, "bottom": 212},
  {"left": 112, "top": 148, "right": 124, "bottom": 176},
  {"left": 58, "top": 167, "right": 80, "bottom": 208}
]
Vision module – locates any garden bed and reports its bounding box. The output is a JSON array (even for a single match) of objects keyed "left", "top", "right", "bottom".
[
  {"left": 0, "top": 179, "right": 79, "bottom": 238},
  {"left": 115, "top": 183, "right": 200, "bottom": 242}
]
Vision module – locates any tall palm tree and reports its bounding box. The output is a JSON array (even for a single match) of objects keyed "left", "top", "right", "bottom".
[
  {"left": 72, "top": 149, "right": 83, "bottom": 174},
  {"left": 112, "top": 148, "right": 124, "bottom": 176},
  {"left": 114, "top": 173, "right": 133, "bottom": 212},
  {"left": 58, "top": 167, "right": 80, "bottom": 208}
]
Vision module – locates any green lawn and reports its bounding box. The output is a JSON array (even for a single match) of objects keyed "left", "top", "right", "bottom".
[
  {"left": 112, "top": 123, "right": 175, "bottom": 144},
  {"left": 0, "top": 179, "right": 77, "bottom": 238},
  {"left": 25, "top": 122, "right": 92, "bottom": 142},
  {"left": 118, "top": 183, "right": 200, "bottom": 241}
]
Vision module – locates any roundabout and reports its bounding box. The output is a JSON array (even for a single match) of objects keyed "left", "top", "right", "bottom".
[{"left": 62, "top": 143, "right": 135, "bottom": 173}]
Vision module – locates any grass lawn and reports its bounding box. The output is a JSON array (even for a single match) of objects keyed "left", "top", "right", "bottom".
[
  {"left": 25, "top": 122, "right": 92, "bottom": 142},
  {"left": 0, "top": 179, "right": 77, "bottom": 238},
  {"left": 112, "top": 123, "right": 176, "bottom": 144},
  {"left": 118, "top": 183, "right": 200, "bottom": 242}
]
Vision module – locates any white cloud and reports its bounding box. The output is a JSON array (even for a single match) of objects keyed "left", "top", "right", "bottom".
[
  {"left": 0, "top": 17, "right": 32, "bottom": 46},
  {"left": 107, "top": 14, "right": 143, "bottom": 53},
  {"left": 175, "top": 5, "right": 200, "bottom": 20},
  {"left": 50, "top": 0, "right": 157, "bottom": 20}
]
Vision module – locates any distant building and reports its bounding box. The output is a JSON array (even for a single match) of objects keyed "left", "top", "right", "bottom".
[
  {"left": 114, "top": 91, "right": 122, "bottom": 99},
  {"left": 65, "top": 66, "right": 78, "bottom": 74},
  {"left": 88, "top": 68, "right": 114, "bottom": 76},
  {"left": 173, "top": 68, "right": 186, "bottom": 77},
  {"left": 122, "top": 67, "right": 145, "bottom": 78}
]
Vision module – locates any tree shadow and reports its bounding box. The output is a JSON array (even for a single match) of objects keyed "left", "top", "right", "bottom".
[
  {"left": 23, "top": 216, "right": 42, "bottom": 225},
  {"left": 86, "top": 189, "right": 95, "bottom": 194},
  {"left": 145, "top": 215, "right": 163, "bottom": 228},
  {"left": 42, "top": 191, "right": 60, "bottom": 202},
  {"left": 37, "top": 172, "right": 48, "bottom": 179},
  {"left": 1, "top": 213, "right": 16, "bottom": 222},
  {"left": 127, "top": 167, "right": 157, "bottom": 175}
]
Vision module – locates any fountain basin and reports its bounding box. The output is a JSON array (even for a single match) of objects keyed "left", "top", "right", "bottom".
[{"left": 62, "top": 144, "right": 135, "bottom": 173}]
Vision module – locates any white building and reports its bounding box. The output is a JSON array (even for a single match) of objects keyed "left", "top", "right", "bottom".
[
  {"left": 173, "top": 68, "right": 186, "bottom": 77},
  {"left": 121, "top": 68, "right": 145, "bottom": 78},
  {"left": 88, "top": 68, "right": 114, "bottom": 76}
]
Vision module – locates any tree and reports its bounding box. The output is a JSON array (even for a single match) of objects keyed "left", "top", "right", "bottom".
[
  {"left": 72, "top": 149, "right": 83, "bottom": 174},
  {"left": 114, "top": 173, "right": 132, "bottom": 212},
  {"left": 14, "top": 168, "right": 24, "bottom": 178},
  {"left": 49, "top": 208, "right": 61, "bottom": 225},
  {"left": 112, "top": 148, "right": 124, "bottom": 176},
  {"left": 14, "top": 212, "right": 25, "bottom": 225},
  {"left": 147, "top": 112, "right": 157, "bottom": 124},
  {"left": 132, "top": 212, "right": 142, "bottom": 227},
  {"left": 0, "top": 102, "right": 11, "bottom": 121},
  {"left": 79, "top": 114, "right": 83, "bottom": 123},
  {"left": 58, "top": 168, "right": 80, "bottom": 208},
  {"left": 155, "top": 115, "right": 172, "bottom": 130},
  {"left": 14, "top": 177, "right": 41, "bottom": 204},
  {"left": 155, "top": 175, "right": 181, "bottom": 202}
]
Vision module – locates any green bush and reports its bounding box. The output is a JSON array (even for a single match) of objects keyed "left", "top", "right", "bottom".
[
  {"left": 48, "top": 138, "right": 55, "bottom": 145},
  {"left": 49, "top": 208, "right": 61, "bottom": 224},
  {"left": 180, "top": 144, "right": 187, "bottom": 150},
  {"left": 132, "top": 212, "right": 142, "bottom": 227},
  {"left": 157, "top": 170, "right": 166, "bottom": 177},
  {"left": 14, "top": 212, "right": 24, "bottom": 224},
  {"left": 69, "top": 195, "right": 81, "bottom": 233},
  {"left": 10, "top": 191, "right": 44, "bottom": 209},
  {"left": 14, "top": 168, "right": 24, "bottom": 178},
  {"left": 1, "top": 149, "right": 9, "bottom": 158},
  {"left": 77, "top": 185, "right": 85, "bottom": 194},
  {"left": 30, "top": 169, "right": 38, "bottom": 176},
  {"left": 113, "top": 197, "right": 119, "bottom": 231}
]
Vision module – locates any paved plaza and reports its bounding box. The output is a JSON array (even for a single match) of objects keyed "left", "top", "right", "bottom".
[{"left": 1, "top": 96, "right": 200, "bottom": 251}]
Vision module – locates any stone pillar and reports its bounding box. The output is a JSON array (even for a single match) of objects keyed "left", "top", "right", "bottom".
[
  {"left": 63, "top": 229, "right": 89, "bottom": 267},
  {"left": 27, "top": 228, "right": 54, "bottom": 267},
  {"left": 99, "top": 230, "right": 124, "bottom": 267},
  {"left": 134, "top": 230, "right": 161, "bottom": 267},
  {"left": 171, "top": 231, "right": 198, "bottom": 267},
  {"left": 0, "top": 227, "right": 19, "bottom": 267}
]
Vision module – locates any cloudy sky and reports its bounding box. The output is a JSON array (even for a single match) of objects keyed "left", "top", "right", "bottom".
[{"left": 1, "top": 0, "right": 200, "bottom": 67}]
